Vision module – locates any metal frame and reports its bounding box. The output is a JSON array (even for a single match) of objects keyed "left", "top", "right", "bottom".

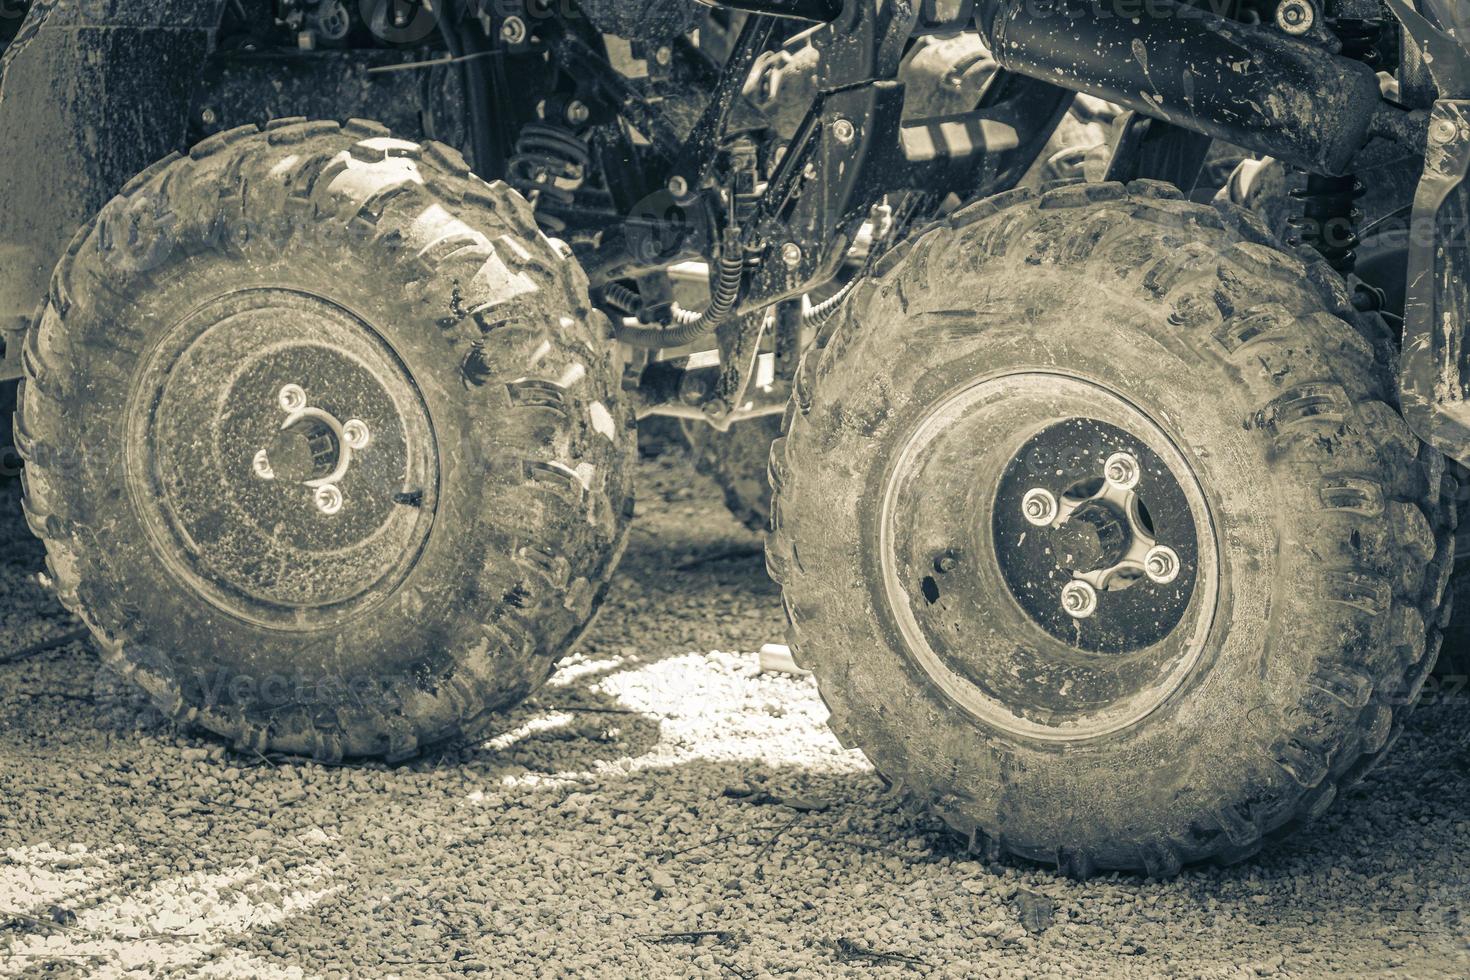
[{"left": 3, "top": 0, "right": 1468, "bottom": 464}]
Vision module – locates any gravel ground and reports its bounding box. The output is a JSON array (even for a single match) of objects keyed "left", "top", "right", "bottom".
[{"left": 2, "top": 440, "right": 1469, "bottom": 978}]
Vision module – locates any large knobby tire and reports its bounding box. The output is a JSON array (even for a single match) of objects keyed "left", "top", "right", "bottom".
[
  {"left": 680, "top": 415, "right": 782, "bottom": 532},
  {"left": 767, "top": 181, "right": 1454, "bottom": 876},
  {"left": 14, "top": 118, "right": 634, "bottom": 761}
]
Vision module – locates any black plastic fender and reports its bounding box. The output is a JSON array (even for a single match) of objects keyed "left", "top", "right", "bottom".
[
  {"left": 0, "top": 0, "right": 227, "bottom": 356},
  {"left": 1387, "top": 0, "right": 1470, "bottom": 464},
  {"left": 1399, "top": 100, "right": 1470, "bottom": 463}
]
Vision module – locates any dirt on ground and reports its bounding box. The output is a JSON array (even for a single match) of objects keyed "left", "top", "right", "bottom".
[{"left": 1, "top": 439, "right": 1469, "bottom": 978}]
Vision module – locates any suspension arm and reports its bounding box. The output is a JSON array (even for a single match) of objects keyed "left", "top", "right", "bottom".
[{"left": 971, "top": 0, "right": 1390, "bottom": 177}]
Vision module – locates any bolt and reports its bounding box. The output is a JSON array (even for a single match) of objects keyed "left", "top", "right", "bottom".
[
  {"left": 654, "top": 45, "right": 673, "bottom": 66},
  {"left": 342, "top": 419, "right": 371, "bottom": 451},
  {"left": 499, "top": 16, "right": 527, "bottom": 44},
  {"left": 314, "top": 484, "right": 343, "bottom": 516},
  {"left": 934, "top": 554, "right": 958, "bottom": 573},
  {"left": 1021, "top": 488, "right": 1058, "bottom": 527},
  {"left": 200, "top": 107, "right": 218, "bottom": 127},
  {"left": 1144, "top": 545, "right": 1181, "bottom": 585},
  {"left": 1431, "top": 117, "right": 1460, "bottom": 146},
  {"left": 667, "top": 175, "right": 690, "bottom": 198},
  {"left": 1104, "top": 452, "right": 1141, "bottom": 490},
  {"left": 1275, "top": 0, "right": 1314, "bottom": 35},
  {"left": 252, "top": 450, "right": 275, "bottom": 481},
  {"left": 831, "top": 117, "right": 856, "bottom": 145},
  {"left": 781, "top": 242, "right": 804, "bottom": 269},
  {"left": 278, "top": 384, "right": 307, "bottom": 413},
  {"left": 1061, "top": 580, "right": 1098, "bottom": 620},
  {"left": 565, "top": 101, "right": 590, "bottom": 126}
]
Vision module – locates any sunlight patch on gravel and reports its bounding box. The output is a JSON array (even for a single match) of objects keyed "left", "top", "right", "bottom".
[
  {"left": 479, "top": 649, "right": 867, "bottom": 795},
  {"left": 3, "top": 861, "right": 340, "bottom": 975},
  {"left": 597, "top": 650, "right": 865, "bottom": 772},
  {"left": 0, "top": 843, "right": 120, "bottom": 915}
]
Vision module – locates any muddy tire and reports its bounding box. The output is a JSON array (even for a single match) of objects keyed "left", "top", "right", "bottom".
[
  {"left": 14, "top": 119, "right": 634, "bottom": 761},
  {"left": 680, "top": 416, "right": 781, "bottom": 532},
  {"left": 767, "top": 181, "right": 1453, "bottom": 875}
]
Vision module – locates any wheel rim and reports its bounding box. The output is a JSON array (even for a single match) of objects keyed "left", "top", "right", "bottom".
[
  {"left": 878, "top": 371, "right": 1219, "bottom": 742},
  {"left": 127, "top": 288, "right": 439, "bottom": 630}
]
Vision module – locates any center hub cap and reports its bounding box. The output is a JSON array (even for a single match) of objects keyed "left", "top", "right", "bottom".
[{"left": 128, "top": 288, "right": 439, "bottom": 629}]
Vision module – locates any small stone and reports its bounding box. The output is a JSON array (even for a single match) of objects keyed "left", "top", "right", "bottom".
[{"left": 1011, "top": 889, "right": 1056, "bottom": 934}]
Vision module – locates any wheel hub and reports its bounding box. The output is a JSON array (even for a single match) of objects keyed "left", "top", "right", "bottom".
[
  {"left": 251, "top": 386, "right": 376, "bottom": 515},
  {"left": 993, "top": 422, "right": 1198, "bottom": 652},
  {"left": 127, "top": 288, "right": 439, "bottom": 629},
  {"left": 878, "top": 372, "right": 1218, "bottom": 741}
]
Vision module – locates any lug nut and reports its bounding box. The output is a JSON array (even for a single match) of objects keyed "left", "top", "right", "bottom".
[
  {"left": 499, "top": 16, "right": 527, "bottom": 44},
  {"left": 278, "top": 384, "right": 307, "bottom": 413},
  {"left": 1144, "top": 545, "right": 1181, "bottom": 585},
  {"left": 1104, "top": 452, "right": 1141, "bottom": 490},
  {"left": 1061, "top": 580, "right": 1098, "bottom": 620},
  {"left": 1275, "top": 0, "right": 1314, "bottom": 35},
  {"left": 342, "top": 419, "right": 371, "bottom": 451},
  {"left": 252, "top": 449, "right": 274, "bottom": 480},
  {"left": 314, "top": 484, "right": 343, "bottom": 515},
  {"left": 1021, "top": 488, "right": 1058, "bottom": 527}
]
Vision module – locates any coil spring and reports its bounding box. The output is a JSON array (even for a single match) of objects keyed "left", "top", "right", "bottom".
[
  {"left": 507, "top": 122, "right": 590, "bottom": 233},
  {"left": 1287, "top": 12, "right": 1382, "bottom": 275},
  {"left": 1287, "top": 174, "right": 1366, "bottom": 273},
  {"left": 1332, "top": 17, "right": 1386, "bottom": 68}
]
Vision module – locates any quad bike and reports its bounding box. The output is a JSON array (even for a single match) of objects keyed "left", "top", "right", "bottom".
[{"left": 2, "top": 0, "right": 1469, "bottom": 875}]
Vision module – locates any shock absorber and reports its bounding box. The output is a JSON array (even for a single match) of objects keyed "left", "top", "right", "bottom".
[
  {"left": 1332, "top": 13, "right": 1389, "bottom": 69},
  {"left": 506, "top": 115, "right": 591, "bottom": 233},
  {"left": 1287, "top": 173, "right": 1366, "bottom": 273},
  {"left": 1284, "top": 2, "right": 1383, "bottom": 275}
]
